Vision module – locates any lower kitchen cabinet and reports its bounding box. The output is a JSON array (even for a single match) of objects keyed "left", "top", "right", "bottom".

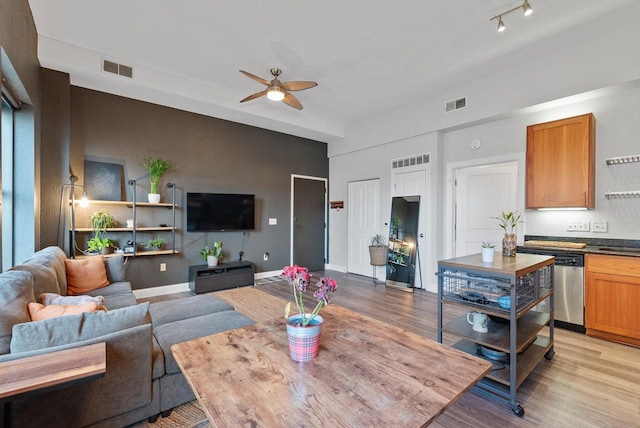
[{"left": 585, "top": 254, "right": 640, "bottom": 346}]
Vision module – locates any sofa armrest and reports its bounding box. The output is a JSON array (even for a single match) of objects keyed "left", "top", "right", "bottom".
[{"left": 8, "top": 324, "right": 155, "bottom": 428}]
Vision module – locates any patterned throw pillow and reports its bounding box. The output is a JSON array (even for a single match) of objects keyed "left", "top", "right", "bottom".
[{"left": 39, "top": 292, "right": 106, "bottom": 310}]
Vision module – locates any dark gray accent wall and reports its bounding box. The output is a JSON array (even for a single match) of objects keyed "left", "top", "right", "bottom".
[{"left": 70, "top": 87, "right": 328, "bottom": 289}]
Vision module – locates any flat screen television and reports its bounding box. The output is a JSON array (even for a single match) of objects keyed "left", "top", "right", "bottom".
[{"left": 187, "top": 192, "right": 255, "bottom": 232}]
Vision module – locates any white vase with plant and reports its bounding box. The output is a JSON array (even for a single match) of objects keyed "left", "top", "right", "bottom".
[
  {"left": 481, "top": 241, "right": 496, "bottom": 263},
  {"left": 141, "top": 157, "right": 172, "bottom": 203},
  {"left": 492, "top": 211, "right": 523, "bottom": 257},
  {"left": 201, "top": 241, "right": 223, "bottom": 267}
]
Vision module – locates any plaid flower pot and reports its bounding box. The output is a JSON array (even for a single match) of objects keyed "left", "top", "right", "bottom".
[{"left": 286, "top": 314, "right": 323, "bottom": 362}]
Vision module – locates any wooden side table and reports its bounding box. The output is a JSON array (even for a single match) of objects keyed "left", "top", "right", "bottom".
[{"left": 0, "top": 342, "right": 106, "bottom": 428}]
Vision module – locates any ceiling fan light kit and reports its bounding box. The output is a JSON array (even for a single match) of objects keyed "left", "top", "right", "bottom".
[
  {"left": 239, "top": 68, "right": 317, "bottom": 110},
  {"left": 490, "top": 0, "right": 533, "bottom": 32}
]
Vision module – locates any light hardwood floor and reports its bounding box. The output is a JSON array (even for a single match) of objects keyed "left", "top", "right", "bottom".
[{"left": 140, "top": 271, "right": 640, "bottom": 427}]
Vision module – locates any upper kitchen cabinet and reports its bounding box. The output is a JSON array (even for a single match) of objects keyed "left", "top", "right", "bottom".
[{"left": 526, "top": 113, "right": 595, "bottom": 209}]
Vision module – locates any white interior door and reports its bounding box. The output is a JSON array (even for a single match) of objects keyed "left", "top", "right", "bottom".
[
  {"left": 454, "top": 162, "right": 518, "bottom": 256},
  {"left": 393, "top": 169, "right": 428, "bottom": 289},
  {"left": 347, "top": 179, "right": 380, "bottom": 277}
]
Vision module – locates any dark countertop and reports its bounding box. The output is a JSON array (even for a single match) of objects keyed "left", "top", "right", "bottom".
[{"left": 520, "top": 235, "right": 640, "bottom": 257}]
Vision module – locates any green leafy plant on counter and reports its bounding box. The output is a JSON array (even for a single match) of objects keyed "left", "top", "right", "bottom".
[
  {"left": 492, "top": 211, "right": 524, "bottom": 235},
  {"left": 146, "top": 237, "right": 166, "bottom": 251}
]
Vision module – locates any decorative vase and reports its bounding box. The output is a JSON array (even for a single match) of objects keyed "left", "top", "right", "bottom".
[
  {"left": 148, "top": 193, "right": 161, "bottom": 204},
  {"left": 285, "top": 314, "right": 323, "bottom": 362},
  {"left": 207, "top": 255, "right": 218, "bottom": 267},
  {"left": 481, "top": 247, "right": 495, "bottom": 263},
  {"left": 502, "top": 234, "right": 517, "bottom": 257}
]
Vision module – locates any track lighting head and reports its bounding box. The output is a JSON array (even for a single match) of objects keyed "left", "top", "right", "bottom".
[
  {"left": 490, "top": 1, "right": 533, "bottom": 32},
  {"left": 497, "top": 16, "right": 506, "bottom": 32}
]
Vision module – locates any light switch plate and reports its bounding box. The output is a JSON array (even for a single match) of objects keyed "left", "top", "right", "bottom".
[
  {"left": 269, "top": 218, "right": 277, "bottom": 225},
  {"left": 567, "top": 221, "right": 590, "bottom": 232}
]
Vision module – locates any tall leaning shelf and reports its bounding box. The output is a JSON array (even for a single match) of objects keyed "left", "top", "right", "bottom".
[{"left": 436, "top": 253, "right": 555, "bottom": 417}]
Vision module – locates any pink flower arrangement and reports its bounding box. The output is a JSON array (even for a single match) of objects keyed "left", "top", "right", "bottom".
[{"left": 282, "top": 265, "right": 338, "bottom": 327}]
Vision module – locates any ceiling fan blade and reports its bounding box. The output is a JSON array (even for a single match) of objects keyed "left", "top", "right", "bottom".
[
  {"left": 283, "top": 92, "right": 303, "bottom": 110},
  {"left": 240, "top": 90, "right": 267, "bottom": 103},
  {"left": 283, "top": 81, "right": 318, "bottom": 91},
  {"left": 239, "top": 70, "right": 270, "bottom": 86}
]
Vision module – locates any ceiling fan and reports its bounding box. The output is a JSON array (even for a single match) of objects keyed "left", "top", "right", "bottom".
[{"left": 239, "top": 68, "right": 317, "bottom": 110}]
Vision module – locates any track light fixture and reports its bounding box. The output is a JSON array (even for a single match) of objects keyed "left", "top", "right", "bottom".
[{"left": 490, "top": 0, "right": 534, "bottom": 32}]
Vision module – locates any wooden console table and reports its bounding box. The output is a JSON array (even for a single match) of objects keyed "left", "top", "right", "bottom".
[
  {"left": 0, "top": 342, "right": 106, "bottom": 428},
  {"left": 172, "top": 305, "right": 491, "bottom": 426}
]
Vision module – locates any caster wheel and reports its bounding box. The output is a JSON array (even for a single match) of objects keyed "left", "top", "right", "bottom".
[
  {"left": 544, "top": 349, "right": 555, "bottom": 360},
  {"left": 511, "top": 403, "right": 525, "bottom": 417}
]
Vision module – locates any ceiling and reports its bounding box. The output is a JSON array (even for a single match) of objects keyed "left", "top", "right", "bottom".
[{"left": 28, "top": 0, "right": 637, "bottom": 143}]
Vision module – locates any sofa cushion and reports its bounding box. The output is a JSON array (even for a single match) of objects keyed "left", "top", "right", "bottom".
[
  {"left": 100, "top": 293, "right": 138, "bottom": 310},
  {"left": 10, "top": 302, "right": 151, "bottom": 353},
  {"left": 0, "top": 271, "right": 35, "bottom": 354},
  {"left": 40, "top": 292, "right": 105, "bottom": 308},
  {"left": 27, "top": 302, "right": 101, "bottom": 321},
  {"left": 25, "top": 247, "right": 68, "bottom": 295},
  {"left": 85, "top": 281, "right": 132, "bottom": 297},
  {"left": 153, "top": 310, "right": 254, "bottom": 374},
  {"left": 11, "top": 263, "right": 60, "bottom": 300},
  {"left": 104, "top": 253, "right": 126, "bottom": 283},
  {"left": 65, "top": 256, "right": 109, "bottom": 295},
  {"left": 149, "top": 294, "right": 235, "bottom": 327}
]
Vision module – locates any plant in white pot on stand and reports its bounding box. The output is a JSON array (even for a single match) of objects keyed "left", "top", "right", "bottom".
[
  {"left": 141, "top": 157, "right": 172, "bottom": 203},
  {"left": 201, "top": 241, "right": 223, "bottom": 267}
]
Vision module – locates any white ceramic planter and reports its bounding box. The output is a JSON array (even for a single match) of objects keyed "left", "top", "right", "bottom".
[
  {"left": 481, "top": 247, "right": 495, "bottom": 263},
  {"left": 207, "top": 255, "right": 218, "bottom": 267},
  {"left": 148, "top": 193, "right": 161, "bottom": 204}
]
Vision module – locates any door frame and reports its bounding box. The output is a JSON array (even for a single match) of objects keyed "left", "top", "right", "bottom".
[
  {"left": 444, "top": 153, "right": 526, "bottom": 259},
  {"left": 290, "top": 174, "right": 328, "bottom": 266}
]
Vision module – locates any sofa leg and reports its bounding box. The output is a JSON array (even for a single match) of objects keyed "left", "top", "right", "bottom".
[
  {"left": 147, "top": 414, "right": 160, "bottom": 423},
  {"left": 160, "top": 409, "right": 173, "bottom": 418}
]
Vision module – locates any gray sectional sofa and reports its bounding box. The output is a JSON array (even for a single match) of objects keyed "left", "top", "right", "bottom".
[{"left": 0, "top": 246, "right": 254, "bottom": 427}]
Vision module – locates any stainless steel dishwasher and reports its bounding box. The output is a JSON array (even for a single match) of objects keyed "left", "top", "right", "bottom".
[{"left": 519, "top": 248, "right": 585, "bottom": 332}]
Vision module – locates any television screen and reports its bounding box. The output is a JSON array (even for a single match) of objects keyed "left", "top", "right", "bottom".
[{"left": 187, "top": 193, "right": 255, "bottom": 232}]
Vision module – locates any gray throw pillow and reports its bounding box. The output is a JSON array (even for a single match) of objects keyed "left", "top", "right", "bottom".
[
  {"left": 10, "top": 302, "right": 150, "bottom": 353},
  {"left": 103, "top": 253, "right": 126, "bottom": 283},
  {"left": 11, "top": 262, "right": 60, "bottom": 299},
  {"left": 0, "top": 271, "right": 35, "bottom": 354}
]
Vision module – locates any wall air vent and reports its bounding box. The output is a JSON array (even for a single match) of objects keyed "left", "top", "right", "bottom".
[
  {"left": 102, "top": 59, "right": 133, "bottom": 78},
  {"left": 392, "top": 154, "right": 430, "bottom": 169},
  {"left": 445, "top": 97, "right": 466, "bottom": 112}
]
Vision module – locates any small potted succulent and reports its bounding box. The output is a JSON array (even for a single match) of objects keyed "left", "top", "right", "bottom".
[
  {"left": 481, "top": 241, "right": 496, "bottom": 263},
  {"left": 146, "top": 236, "right": 166, "bottom": 252},
  {"left": 201, "top": 241, "right": 223, "bottom": 267}
]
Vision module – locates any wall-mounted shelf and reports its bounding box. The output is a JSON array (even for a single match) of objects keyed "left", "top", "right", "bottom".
[
  {"left": 604, "top": 191, "right": 640, "bottom": 199},
  {"left": 605, "top": 155, "right": 640, "bottom": 166}
]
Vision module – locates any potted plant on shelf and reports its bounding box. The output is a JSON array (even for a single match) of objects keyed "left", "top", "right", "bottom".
[
  {"left": 141, "top": 157, "right": 173, "bottom": 203},
  {"left": 146, "top": 236, "right": 166, "bottom": 252},
  {"left": 87, "top": 210, "right": 116, "bottom": 254},
  {"left": 492, "top": 210, "right": 523, "bottom": 257},
  {"left": 481, "top": 241, "right": 496, "bottom": 263},
  {"left": 201, "top": 241, "right": 223, "bottom": 267},
  {"left": 87, "top": 237, "right": 114, "bottom": 255},
  {"left": 368, "top": 234, "right": 388, "bottom": 267}
]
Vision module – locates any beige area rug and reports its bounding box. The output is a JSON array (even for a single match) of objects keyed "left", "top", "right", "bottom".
[{"left": 146, "top": 288, "right": 287, "bottom": 427}]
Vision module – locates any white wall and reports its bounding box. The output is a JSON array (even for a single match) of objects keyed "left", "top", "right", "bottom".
[{"left": 328, "top": 4, "right": 640, "bottom": 293}]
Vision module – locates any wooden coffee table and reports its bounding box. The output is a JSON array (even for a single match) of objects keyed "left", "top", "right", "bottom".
[{"left": 172, "top": 305, "right": 490, "bottom": 427}]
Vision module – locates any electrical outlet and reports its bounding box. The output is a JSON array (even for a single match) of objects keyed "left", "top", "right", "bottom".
[
  {"left": 592, "top": 221, "right": 608, "bottom": 233},
  {"left": 567, "top": 221, "right": 590, "bottom": 232},
  {"left": 160, "top": 263, "right": 166, "bottom": 272},
  {"left": 263, "top": 252, "right": 269, "bottom": 261}
]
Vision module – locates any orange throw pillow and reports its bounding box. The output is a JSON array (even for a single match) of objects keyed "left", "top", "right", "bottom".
[
  {"left": 65, "top": 256, "right": 109, "bottom": 295},
  {"left": 27, "top": 302, "right": 100, "bottom": 321}
]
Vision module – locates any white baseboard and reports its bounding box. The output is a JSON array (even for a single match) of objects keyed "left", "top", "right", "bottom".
[
  {"left": 133, "top": 282, "right": 190, "bottom": 299},
  {"left": 325, "top": 263, "right": 347, "bottom": 273},
  {"left": 255, "top": 270, "right": 281, "bottom": 280}
]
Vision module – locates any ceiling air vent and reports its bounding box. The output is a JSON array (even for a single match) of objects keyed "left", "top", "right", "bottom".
[
  {"left": 102, "top": 59, "right": 133, "bottom": 78},
  {"left": 445, "top": 97, "right": 466, "bottom": 113},
  {"left": 392, "top": 154, "right": 430, "bottom": 169}
]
